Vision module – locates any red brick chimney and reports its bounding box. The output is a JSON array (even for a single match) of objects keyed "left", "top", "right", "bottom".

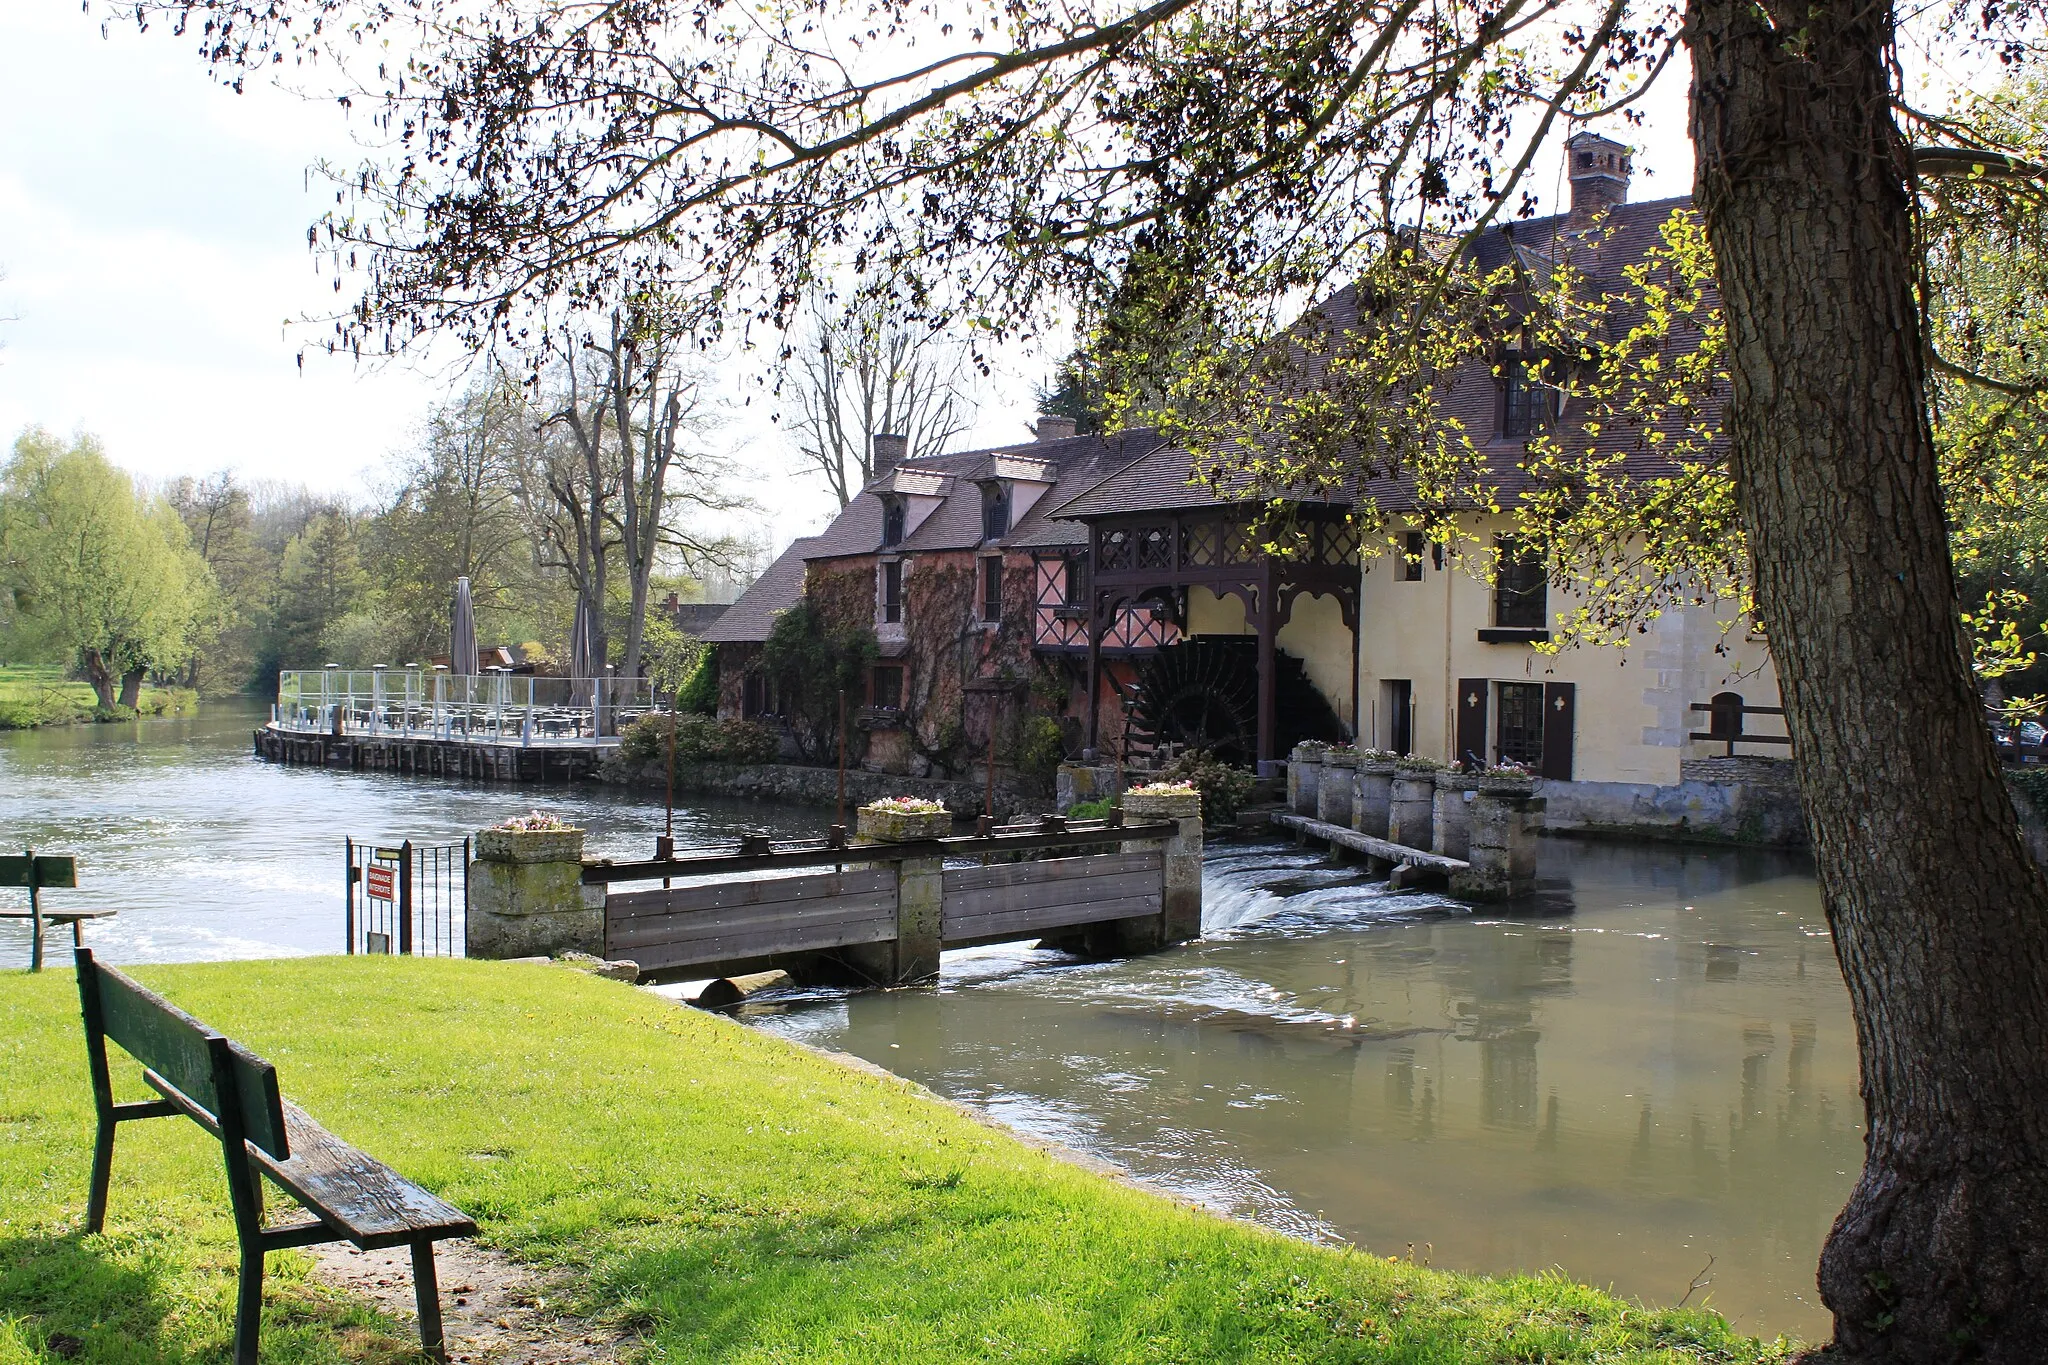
[{"left": 1566, "top": 131, "right": 1632, "bottom": 222}]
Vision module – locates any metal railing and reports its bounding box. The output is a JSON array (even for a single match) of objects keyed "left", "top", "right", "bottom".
[
  {"left": 275, "top": 669, "right": 662, "bottom": 745},
  {"left": 345, "top": 836, "right": 468, "bottom": 956}
]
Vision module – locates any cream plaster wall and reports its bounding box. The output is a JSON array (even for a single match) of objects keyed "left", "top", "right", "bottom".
[
  {"left": 1187, "top": 585, "right": 1251, "bottom": 636},
  {"left": 1355, "top": 517, "right": 1781, "bottom": 783},
  {"left": 1279, "top": 592, "right": 1358, "bottom": 732}
]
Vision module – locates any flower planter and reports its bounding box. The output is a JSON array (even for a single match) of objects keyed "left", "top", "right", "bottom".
[
  {"left": 1476, "top": 774, "right": 1538, "bottom": 797},
  {"left": 1317, "top": 750, "right": 1357, "bottom": 827},
  {"left": 856, "top": 806, "right": 954, "bottom": 842},
  {"left": 475, "top": 828, "right": 585, "bottom": 865},
  {"left": 1121, "top": 789, "right": 1203, "bottom": 823},
  {"left": 1352, "top": 760, "right": 1398, "bottom": 838}
]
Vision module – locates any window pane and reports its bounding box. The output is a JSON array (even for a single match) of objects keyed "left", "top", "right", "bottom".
[
  {"left": 982, "top": 558, "right": 1002, "bottom": 622},
  {"left": 1494, "top": 539, "right": 1547, "bottom": 628},
  {"left": 1497, "top": 682, "right": 1545, "bottom": 766},
  {"left": 1402, "top": 531, "right": 1425, "bottom": 581}
]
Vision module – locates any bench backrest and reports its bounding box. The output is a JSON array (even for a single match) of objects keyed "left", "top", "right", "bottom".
[
  {"left": 0, "top": 854, "right": 76, "bottom": 890},
  {"left": 76, "top": 951, "right": 290, "bottom": 1159}
]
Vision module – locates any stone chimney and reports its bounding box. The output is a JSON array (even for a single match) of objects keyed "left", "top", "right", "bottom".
[
  {"left": 1566, "top": 131, "right": 1632, "bottom": 221},
  {"left": 870, "top": 432, "right": 908, "bottom": 481},
  {"left": 1033, "top": 414, "right": 1079, "bottom": 442}
]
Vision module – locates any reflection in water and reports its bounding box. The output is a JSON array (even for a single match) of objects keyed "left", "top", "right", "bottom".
[
  {"left": 0, "top": 700, "right": 827, "bottom": 962},
  {"left": 755, "top": 836, "right": 1861, "bottom": 1341}
]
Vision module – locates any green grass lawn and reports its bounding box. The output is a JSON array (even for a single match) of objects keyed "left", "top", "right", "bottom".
[
  {"left": 0, "top": 959, "right": 1794, "bottom": 1363},
  {"left": 0, "top": 666, "right": 197, "bottom": 730}
]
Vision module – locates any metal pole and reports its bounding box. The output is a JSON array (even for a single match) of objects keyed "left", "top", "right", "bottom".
[
  {"left": 344, "top": 837, "right": 356, "bottom": 954},
  {"left": 398, "top": 840, "right": 415, "bottom": 955},
  {"left": 836, "top": 690, "right": 848, "bottom": 829}
]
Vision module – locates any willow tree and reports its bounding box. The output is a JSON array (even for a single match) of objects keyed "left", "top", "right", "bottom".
[{"left": 124, "top": 0, "right": 2048, "bottom": 1352}]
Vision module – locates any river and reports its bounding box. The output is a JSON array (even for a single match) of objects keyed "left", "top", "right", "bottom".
[{"left": 1, "top": 702, "right": 1859, "bottom": 1341}]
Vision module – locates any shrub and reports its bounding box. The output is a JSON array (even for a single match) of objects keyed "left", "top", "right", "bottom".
[
  {"left": 1161, "top": 749, "right": 1256, "bottom": 825},
  {"left": 1015, "top": 714, "right": 1067, "bottom": 779},
  {"left": 676, "top": 649, "right": 719, "bottom": 716},
  {"left": 620, "top": 713, "right": 781, "bottom": 766},
  {"left": 1067, "top": 798, "right": 1113, "bottom": 820}
]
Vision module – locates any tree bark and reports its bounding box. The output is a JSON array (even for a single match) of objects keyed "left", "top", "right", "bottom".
[
  {"left": 80, "top": 648, "right": 117, "bottom": 710},
  {"left": 116, "top": 667, "right": 145, "bottom": 710},
  {"left": 1688, "top": 1, "right": 2048, "bottom": 1358}
]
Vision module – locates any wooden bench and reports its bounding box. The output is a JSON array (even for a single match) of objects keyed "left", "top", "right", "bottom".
[
  {"left": 75, "top": 949, "right": 477, "bottom": 1363},
  {"left": 2, "top": 851, "right": 113, "bottom": 971}
]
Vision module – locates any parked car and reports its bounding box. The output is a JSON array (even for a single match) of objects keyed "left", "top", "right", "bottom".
[{"left": 1993, "top": 718, "right": 2047, "bottom": 764}]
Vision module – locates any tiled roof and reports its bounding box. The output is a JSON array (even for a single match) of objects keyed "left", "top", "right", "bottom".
[
  {"left": 1054, "top": 195, "right": 1717, "bottom": 521},
  {"left": 798, "top": 429, "right": 1171, "bottom": 560},
  {"left": 668, "top": 603, "right": 731, "bottom": 638},
  {"left": 699, "top": 537, "right": 820, "bottom": 642}
]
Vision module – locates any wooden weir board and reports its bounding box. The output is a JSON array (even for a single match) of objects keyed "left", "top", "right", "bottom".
[
  {"left": 940, "top": 850, "right": 1164, "bottom": 942},
  {"left": 1269, "top": 814, "right": 1470, "bottom": 872},
  {"left": 606, "top": 867, "right": 898, "bottom": 970}
]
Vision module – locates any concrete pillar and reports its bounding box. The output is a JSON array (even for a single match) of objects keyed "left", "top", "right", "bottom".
[
  {"left": 1452, "top": 782, "right": 1544, "bottom": 901},
  {"left": 1432, "top": 770, "right": 1479, "bottom": 860},
  {"left": 1353, "top": 760, "right": 1397, "bottom": 838},
  {"left": 466, "top": 827, "right": 602, "bottom": 958},
  {"left": 893, "top": 857, "right": 944, "bottom": 983},
  {"left": 1287, "top": 742, "right": 1326, "bottom": 815},
  {"left": 847, "top": 806, "right": 950, "bottom": 985},
  {"left": 1388, "top": 770, "right": 1437, "bottom": 849},
  {"left": 1122, "top": 789, "right": 1204, "bottom": 946},
  {"left": 1316, "top": 749, "right": 1356, "bottom": 827}
]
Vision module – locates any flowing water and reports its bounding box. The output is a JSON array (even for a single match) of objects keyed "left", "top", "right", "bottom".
[
  {"left": 1, "top": 702, "right": 1859, "bottom": 1341},
  {"left": 752, "top": 839, "right": 1859, "bottom": 1342}
]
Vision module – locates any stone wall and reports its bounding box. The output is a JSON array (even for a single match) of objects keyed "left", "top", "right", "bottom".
[
  {"left": 598, "top": 751, "right": 1052, "bottom": 819},
  {"left": 1537, "top": 759, "right": 1806, "bottom": 848}
]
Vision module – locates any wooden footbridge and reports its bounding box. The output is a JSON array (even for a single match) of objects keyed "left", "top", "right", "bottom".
[{"left": 577, "top": 813, "right": 1202, "bottom": 985}]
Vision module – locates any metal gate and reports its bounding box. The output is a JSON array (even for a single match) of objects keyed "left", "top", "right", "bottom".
[{"left": 345, "top": 837, "right": 468, "bottom": 956}]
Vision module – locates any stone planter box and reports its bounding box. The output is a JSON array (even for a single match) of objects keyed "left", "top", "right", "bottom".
[
  {"left": 1122, "top": 789, "right": 1202, "bottom": 823},
  {"left": 1388, "top": 769, "right": 1440, "bottom": 849},
  {"left": 1476, "top": 774, "right": 1538, "bottom": 797},
  {"left": 475, "top": 827, "right": 584, "bottom": 864},
  {"left": 1353, "top": 761, "right": 1397, "bottom": 838},
  {"left": 856, "top": 806, "right": 954, "bottom": 842},
  {"left": 1317, "top": 750, "right": 1357, "bottom": 828}
]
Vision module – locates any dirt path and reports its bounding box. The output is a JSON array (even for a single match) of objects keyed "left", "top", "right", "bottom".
[{"left": 311, "top": 1241, "right": 635, "bottom": 1364}]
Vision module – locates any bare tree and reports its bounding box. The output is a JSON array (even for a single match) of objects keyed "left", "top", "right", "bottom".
[
  {"left": 522, "top": 310, "right": 751, "bottom": 678},
  {"left": 785, "top": 296, "right": 978, "bottom": 506}
]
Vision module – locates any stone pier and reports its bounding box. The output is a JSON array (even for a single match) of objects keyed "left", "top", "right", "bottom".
[{"left": 466, "top": 827, "right": 603, "bottom": 958}]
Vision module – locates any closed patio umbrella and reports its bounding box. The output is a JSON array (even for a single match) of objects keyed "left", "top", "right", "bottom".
[
  {"left": 568, "top": 596, "right": 594, "bottom": 705},
  {"left": 450, "top": 578, "right": 479, "bottom": 677}
]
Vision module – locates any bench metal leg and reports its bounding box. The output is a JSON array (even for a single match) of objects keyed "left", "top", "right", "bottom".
[
  {"left": 412, "top": 1240, "right": 447, "bottom": 1361},
  {"left": 233, "top": 1246, "right": 264, "bottom": 1365}
]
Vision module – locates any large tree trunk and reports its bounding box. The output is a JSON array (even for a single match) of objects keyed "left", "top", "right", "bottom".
[
  {"left": 1688, "top": 1, "right": 2048, "bottom": 1359},
  {"left": 116, "top": 667, "right": 146, "bottom": 710},
  {"left": 80, "top": 649, "right": 117, "bottom": 710}
]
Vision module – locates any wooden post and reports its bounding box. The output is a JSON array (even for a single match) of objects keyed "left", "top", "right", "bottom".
[
  {"left": 1085, "top": 597, "right": 1103, "bottom": 754},
  {"left": 1256, "top": 569, "right": 1278, "bottom": 766},
  {"left": 984, "top": 698, "right": 998, "bottom": 820},
  {"left": 836, "top": 690, "right": 848, "bottom": 829},
  {"left": 26, "top": 847, "right": 42, "bottom": 974}
]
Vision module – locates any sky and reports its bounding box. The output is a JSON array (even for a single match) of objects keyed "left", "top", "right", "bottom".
[{"left": 0, "top": 1, "right": 1697, "bottom": 556}]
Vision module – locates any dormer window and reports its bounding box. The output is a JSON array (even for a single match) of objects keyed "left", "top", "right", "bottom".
[
  {"left": 1501, "top": 355, "right": 1554, "bottom": 439},
  {"left": 881, "top": 496, "right": 906, "bottom": 548},
  {"left": 981, "top": 482, "right": 1011, "bottom": 541}
]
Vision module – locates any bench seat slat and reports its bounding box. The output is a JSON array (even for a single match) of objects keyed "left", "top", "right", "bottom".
[{"left": 254, "top": 1103, "right": 477, "bottom": 1249}]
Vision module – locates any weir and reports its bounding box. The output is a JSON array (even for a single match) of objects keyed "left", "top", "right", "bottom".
[{"left": 465, "top": 792, "right": 1206, "bottom": 985}]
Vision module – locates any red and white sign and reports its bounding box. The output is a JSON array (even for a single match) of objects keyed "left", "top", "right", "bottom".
[{"left": 366, "top": 865, "right": 397, "bottom": 902}]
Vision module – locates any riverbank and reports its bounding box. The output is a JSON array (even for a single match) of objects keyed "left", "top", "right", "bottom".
[
  {"left": 0, "top": 957, "right": 1792, "bottom": 1363},
  {"left": 599, "top": 748, "right": 1053, "bottom": 820},
  {"left": 0, "top": 665, "right": 196, "bottom": 730}
]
